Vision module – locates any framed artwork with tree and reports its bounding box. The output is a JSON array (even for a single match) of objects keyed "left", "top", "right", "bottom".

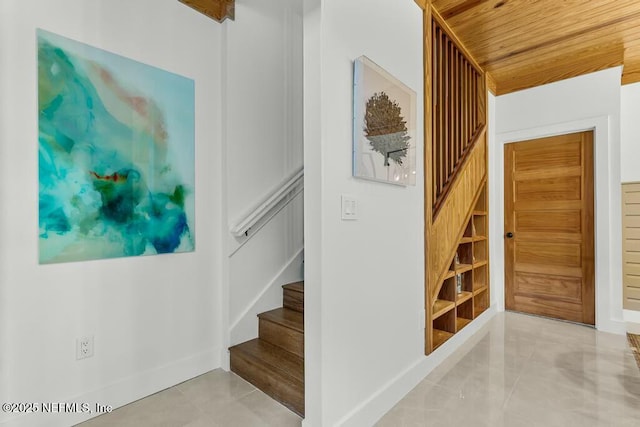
[{"left": 353, "top": 56, "right": 417, "bottom": 186}]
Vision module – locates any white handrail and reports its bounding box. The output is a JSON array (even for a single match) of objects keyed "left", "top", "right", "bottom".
[{"left": 230, "top": 166, "right": 304, "bottom": 237}]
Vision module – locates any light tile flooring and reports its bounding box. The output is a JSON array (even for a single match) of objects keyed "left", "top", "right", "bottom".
[
  {"left": 79, "top": 312, "right": 640, "bottom": 426},
  {"left": 377, "top": 312, "right": 640, "bottom": 427},
  {"left": 78, "top": 369, "right": 302, "bottom": 427}
]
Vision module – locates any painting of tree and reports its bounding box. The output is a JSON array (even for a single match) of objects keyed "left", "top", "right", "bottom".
[
  {"left": 364, "top": 92, "right": 411, "bottom": 167},
  {"left": 353, "top": 56, "right": 417, "bottom": 186}
]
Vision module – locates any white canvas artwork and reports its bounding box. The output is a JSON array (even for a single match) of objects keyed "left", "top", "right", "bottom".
[{"left": 353, "top": 56, "right": 417, "bottom": 186}]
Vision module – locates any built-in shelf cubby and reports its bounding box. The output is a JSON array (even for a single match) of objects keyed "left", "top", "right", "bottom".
[{"left": 430, "top": 182, "right": 490, "bottom": 351}]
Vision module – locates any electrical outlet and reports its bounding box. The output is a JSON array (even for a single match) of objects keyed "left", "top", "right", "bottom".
[{"left": 76, "top": 336, "right": 94, "bottom": 360}]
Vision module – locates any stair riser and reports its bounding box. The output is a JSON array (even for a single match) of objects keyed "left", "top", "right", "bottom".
[
  {"left": 259, "top": 319, "right": 304, "bottom": 358},
  {"left": 283, "top": 289, "right": 304, "bottom": 313},
  {"left": 230, "top": 351, "right": 304, "bottom": 417}
]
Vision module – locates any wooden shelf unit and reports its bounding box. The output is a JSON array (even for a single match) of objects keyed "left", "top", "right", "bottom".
[{"left": 430, "top": 183, "right": 490, "bottom": 351}]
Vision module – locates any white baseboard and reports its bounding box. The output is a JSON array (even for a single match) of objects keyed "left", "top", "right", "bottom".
[
  {"left": 0, "top": 348, "right": 220, "bottom": 427},
  {"left": 332, "top": 307, "right": 497, "bottom": 427},
  {"left": 220, "top": 347, "right": 231, "bottom": 371},
  {"left": 598, "top": 318, "right": 627, "bottom": 335}
]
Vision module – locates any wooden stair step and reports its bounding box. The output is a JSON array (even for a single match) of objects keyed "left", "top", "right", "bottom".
[
  {"left": 230, "top": 338, "right": 304, "bottom": 416},
  {"left": 283, "top": 281, "right": 304, "bottom": 313},
  {"left": 259, "top": 307, "right": 304, "bottom": 332},
  {"left": 258, "top": 308, "right": 303, "bottom": 357}
]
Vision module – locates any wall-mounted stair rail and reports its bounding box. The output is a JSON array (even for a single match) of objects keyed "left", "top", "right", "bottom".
[{"left": 230, "top": 166, "right": 304, "bottom": 239}]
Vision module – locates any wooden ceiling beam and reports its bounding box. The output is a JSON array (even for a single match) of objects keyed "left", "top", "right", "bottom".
[{"left": 178, "top": 0, "right": 234, "bottom": 23}]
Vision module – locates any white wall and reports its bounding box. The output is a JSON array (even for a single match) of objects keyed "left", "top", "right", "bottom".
[
  {"left": 222, "top": 0, "right": 304, "bottom": 351},
  {"left": 0, "top": 1, "right": 222, "bottom": 426},
  {"left": 621, "top": 82, "right": 640, "bottom": 183},
  {"left": 225, "top": 0, "right": 303, "bottom": 221},
  {"left": 304, "top": 0, "right": 426, "bottom": 425},
  {"left": 487, "top": 92, "right": 500, "bottom": 309},
  {"left": 620, "top": 82, "right": 640, "bottom": 323},
  {"left": 492, "top": 67, "right": 625, "bottom": 334},
  {"left": 302, "top": 0, "right": 323, "bottom": 424}
]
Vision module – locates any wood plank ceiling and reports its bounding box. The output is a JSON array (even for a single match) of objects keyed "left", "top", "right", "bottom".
[{"left": 432, "top": 0, "right": 640, "bottom": 94}]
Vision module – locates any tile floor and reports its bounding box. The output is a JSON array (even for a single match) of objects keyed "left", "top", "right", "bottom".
[
  {"left": 77, "top": 369, "right": 302, "bottom": 427},
  {"left": 79, "top": 312, "right": 640, "bottom": 426},
  {"left": 377, "top": 312, "right": 640, "bottom": 427}
]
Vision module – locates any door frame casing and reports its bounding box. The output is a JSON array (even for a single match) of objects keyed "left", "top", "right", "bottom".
[{"left": 490, "top": 115, "right": 625, "bottom": 334}]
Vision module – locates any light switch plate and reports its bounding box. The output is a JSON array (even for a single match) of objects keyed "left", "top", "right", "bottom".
[{"left": 341, "top": 195, "right": 358, "bottom": 220}]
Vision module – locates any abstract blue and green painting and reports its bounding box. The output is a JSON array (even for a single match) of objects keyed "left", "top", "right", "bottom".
[{"left": 38, "top": 29, "right": 195, "bottom": 263}]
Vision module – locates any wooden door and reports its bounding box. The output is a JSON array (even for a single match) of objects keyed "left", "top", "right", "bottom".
[{"left": 504, "top": 131, "right": 594, "bottom": 325}]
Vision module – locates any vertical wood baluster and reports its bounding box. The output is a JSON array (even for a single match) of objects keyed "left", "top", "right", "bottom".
[
  {"left": 458, "top": 57, "right": 462, "bottom": 159},
  {"left": 435, "top": 25, "right": 440, "bottom": 204},
  {"left": 432, "top": 24, "right": 439, "bottom": 206},
  {"left": 439, "top": 28, "right": 445, "bottom": 199},
  {"left": 463, "top": 57, "right": 467, "bottom": 157},
  {"left": 471, "top": 69, "right": 475, "bottom": 134},
  {"left": 471, "top": 68, "right": 479, "bottom": 135},
  {"left": 453, "top": 43, "right": 458, "bottom": 181},
  {"left": 468, "top": 64, "right": 472, "bottom": 148}
]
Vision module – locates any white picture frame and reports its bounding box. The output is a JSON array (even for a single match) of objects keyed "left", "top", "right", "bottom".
[{"left": 353, "top": 55, "right": 417, "bottom": 186}]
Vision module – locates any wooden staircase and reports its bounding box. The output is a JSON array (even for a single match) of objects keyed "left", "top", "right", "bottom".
[{"left": 229, "top": 282, "right": 304, "bottom": 416}]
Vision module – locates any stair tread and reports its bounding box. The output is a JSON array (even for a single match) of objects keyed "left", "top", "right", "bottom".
[
  {"left": 259, "top": 308, "right": 304, "bottom": 332},
  {"left": 230, "top": 338, "right": 304, "bottom": 383},
  {"left": 282, "top": 281, "right": 304, "bottom": 293}
]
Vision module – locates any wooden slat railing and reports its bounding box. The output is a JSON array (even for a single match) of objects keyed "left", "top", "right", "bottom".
[{"left": 432, "top": 17, "right": 485, "bottom": 216}]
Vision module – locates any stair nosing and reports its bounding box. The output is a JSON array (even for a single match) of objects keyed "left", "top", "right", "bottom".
[
  {"left": 282, "top": 281, "right": 304, "bottom": 293},
  {"left": 258, "top": 308, "right": 304, "bottom": 333}
]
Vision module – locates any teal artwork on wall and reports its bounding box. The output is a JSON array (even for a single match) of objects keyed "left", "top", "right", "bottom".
[{"left": 37, "top": 29, "right": 195, "bottom": 263}]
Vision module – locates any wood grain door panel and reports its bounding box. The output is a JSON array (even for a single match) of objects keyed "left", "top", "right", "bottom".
[
  {"left": 505, "top": 131, "right": 595, "bottom": 325},
  {"left": 515, "top": 176, "right": 582, "bottom": 202},
  {"left": 515, "top": 210, "right": 582, "bottom": 234},
  {"left": 514, "top": 272, "right": 582, "bottom": 303},
  {"left": 511, "top": 295, "right": 584, "bottom": 324},
  {"left": 513, "top": 138, "right": 581, "bottom": 171}
]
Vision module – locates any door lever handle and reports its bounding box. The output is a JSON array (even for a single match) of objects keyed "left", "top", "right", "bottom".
[{"left": 506, "top": 232, "right": 514, "bottom": 238}]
